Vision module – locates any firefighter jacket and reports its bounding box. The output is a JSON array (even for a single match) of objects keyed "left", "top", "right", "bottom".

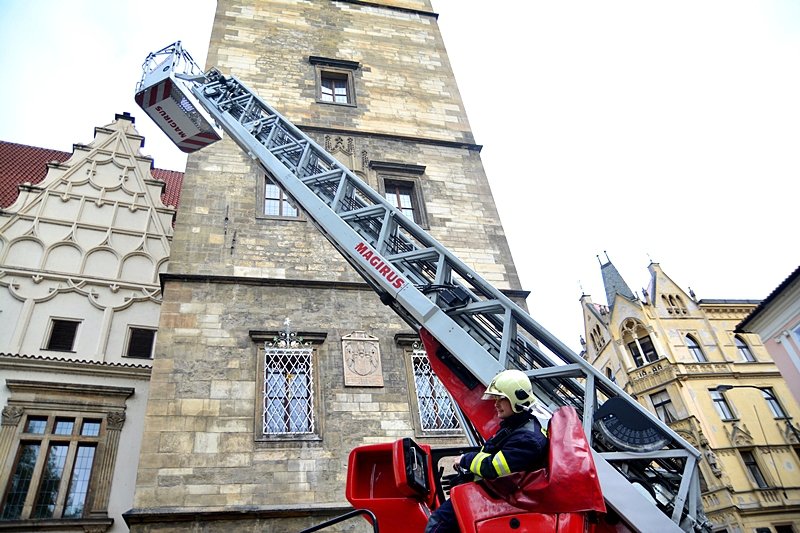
[{"left": 459, "top": 412, "right": 548, "bottom": 480}]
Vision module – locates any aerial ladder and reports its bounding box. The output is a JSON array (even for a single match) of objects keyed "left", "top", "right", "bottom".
[{"left": 136, "top": 42, "right": 710, "bottom": 533}]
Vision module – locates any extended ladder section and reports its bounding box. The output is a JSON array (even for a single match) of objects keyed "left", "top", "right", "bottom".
[{"left": 137, "top": 43, "right": 710, "bottom": 532}]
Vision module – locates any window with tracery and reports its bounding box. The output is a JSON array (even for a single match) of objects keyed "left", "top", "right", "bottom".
[{"left": 621, "top": 318, "right": 658, "bottom": 368}]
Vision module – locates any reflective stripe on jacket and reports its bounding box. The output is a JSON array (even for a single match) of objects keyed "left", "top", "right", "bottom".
[{"left": 460, "top": 414, "right": 548, "bottom": 480}]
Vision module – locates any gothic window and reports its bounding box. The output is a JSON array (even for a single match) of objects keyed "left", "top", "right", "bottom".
[
  {"left": 710, "top": 389, "right": 735, "bottom": 420},
  {"left": 650, "top": 390, "right": 678, "bottom": 423},
  {"left": 735, "top": 335, "right": 756, "bottom": 362},
  {"left": 621, "top": 319, "right": 658, "bottom": 368},
  {"left": 761, "top": 388, "right": 788, "bottom": 419},
  {"left": 590, "top": 325, "right": 604, "bottom": 352},
  {"left": 661, "top": 294, "right": 687, "bottom": 314},
  {"left": 411, "top": 343, "right": 460, "bottom": 433},
  {"left": 44, "top": 319, "right": 80, "bottom": 352},
  {"left": 125, "top": 327, "right": 156, "bottom": 359},
  {"left": 263, "top": 176, "right": 298, "bottom": 218},
  {"left": 686, "top": 335, "right": 707, "bottom": 362},
  {"left": 740, "top": 450, "right": 769, "bottom": 488},
  {"left": 263, "top": 345, "right": 315, "bottom": 435},
  {"left": 310, "top": 56, "right": 359, "bottom": 107},
  {"left": 0, "top": 381, "right": 129, "bottom": 528}
]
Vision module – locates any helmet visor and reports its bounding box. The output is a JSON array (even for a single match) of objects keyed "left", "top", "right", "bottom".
[{"left": 481, "top": 391, "right": 504, "bottom": 401}]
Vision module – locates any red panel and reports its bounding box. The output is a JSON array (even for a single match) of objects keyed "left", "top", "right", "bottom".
[
  {"left": 480, "top": 405, "right": 606, "bottom": 515},
  {"left": 346, "top": 442, "right": 432, "bottom": 533},
  {"left": 419, "top": 328, "right": 499, "bottom": 440}
]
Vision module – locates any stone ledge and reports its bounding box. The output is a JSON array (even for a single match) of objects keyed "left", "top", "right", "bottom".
[{"left": 123, "top": 503, "right": 354, "bottom": 525}]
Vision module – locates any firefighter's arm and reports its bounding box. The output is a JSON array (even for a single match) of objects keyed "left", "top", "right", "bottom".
[
  {"left": 458, "top": 450, "right": 508, "bottom": 479},
  {"left": 459, "top": 431, "right": 547, "bottom": 480}
]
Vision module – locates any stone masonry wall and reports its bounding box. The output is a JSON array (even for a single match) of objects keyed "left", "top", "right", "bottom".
[{"left": 131, "top": 1, "right": 525, "bottom": 529}]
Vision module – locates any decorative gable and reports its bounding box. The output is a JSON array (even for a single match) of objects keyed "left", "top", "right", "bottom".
[{"left": 0, "top": 114, "right": 180, "bottom": 363}]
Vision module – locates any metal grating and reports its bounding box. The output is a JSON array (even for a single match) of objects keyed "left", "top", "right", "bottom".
[
  {"left": 264, "top": 347, "right": 315, "bottom": 435},
  {"left": 412, "top": 345, "right": 459, "bottom": 432}
]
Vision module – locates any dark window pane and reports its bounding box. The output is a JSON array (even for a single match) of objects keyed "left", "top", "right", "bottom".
[
  {"left": 32, "top": 444, "right": 68, "bottom": 518},
  {"left": 1, "top": 444, "right": 41, "bottom": 519},
  {"left": 127, "top": 328, "right": 156, "bottom": 358},
  {"left": 63, "top": 445, "right": 95, "bottom": 518},
  {"left": 46, "top": 320, "right": 79, "bottom": 351}
]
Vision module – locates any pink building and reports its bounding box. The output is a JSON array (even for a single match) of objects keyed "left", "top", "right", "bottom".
[{"left": 737, "top": 266, "right": 800, "bottom": 405}]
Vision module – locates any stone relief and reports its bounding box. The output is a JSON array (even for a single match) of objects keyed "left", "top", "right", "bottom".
[{"left": 341, "top": 331, "right": 383, "bottom": 387}]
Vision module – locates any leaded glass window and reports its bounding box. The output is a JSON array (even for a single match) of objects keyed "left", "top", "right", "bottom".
[
  {"left": 411, "top": 344, "right": 459, "bottom": 432},
  {"left": 0, "top": 414, "right": 100, "bottom": 520},
  {"left": 264, "top": 345, "right": 315, "bottom": 435}
]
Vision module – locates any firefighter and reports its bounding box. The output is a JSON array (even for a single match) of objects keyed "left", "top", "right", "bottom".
[{"left": 424, "top": 369, "right": 549, "bottom": 533}]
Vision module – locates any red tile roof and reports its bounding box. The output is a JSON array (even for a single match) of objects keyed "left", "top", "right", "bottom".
[{"left": 0, "top": 140, "right": 183, "bottom": 210}]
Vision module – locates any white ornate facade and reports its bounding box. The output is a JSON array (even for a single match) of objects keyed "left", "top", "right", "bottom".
[{"left": 0, "top": 113, "right": 176, "bottom": 532}]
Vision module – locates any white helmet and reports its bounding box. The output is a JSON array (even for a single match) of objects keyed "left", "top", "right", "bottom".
[{"left": 482, "top": 369, "right": 535, "bottom": 413}]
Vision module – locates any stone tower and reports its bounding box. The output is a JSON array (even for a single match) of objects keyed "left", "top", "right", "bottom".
[{"left": 127, "top": 1, "right": 526, "bottom": 530}]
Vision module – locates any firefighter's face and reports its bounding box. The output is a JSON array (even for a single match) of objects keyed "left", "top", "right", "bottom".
[{"left": 494, "top": 397, "right": 514, "bottom": 419}]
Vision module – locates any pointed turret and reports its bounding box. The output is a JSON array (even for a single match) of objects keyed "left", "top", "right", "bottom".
[{"left": 599, "top": 253, "right": 635, "bottom": 308}]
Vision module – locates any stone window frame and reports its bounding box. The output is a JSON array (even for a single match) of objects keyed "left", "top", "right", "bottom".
[
  {"left": 309, "top": 56, "right": 360, "bottom": 108},
  {"left": 685, "top": 334, "right": 708, "bottom": 363},
  {"left": 250, "top": 329, "right": 327, "bottom": 446},
  {"left": 739, "top": 449, "right": 770, "bottom": 488},
  {"left": 396, "top": 334, "right": 462, "bottom": 438},
  {"left": 734, "top": 334, "right": 756, "bottom": 362},
  {"left": 256, "top": 173, "right": 302, "bottom": 221},
  {"left": 370, "top": 161, "right": 429, "bottom": 229},
  {"left": 621, "top": 318, "right": 658, "bottom": 368},
  {"left": 649, "top": 389, "right": 678, "bottom": 424},
  {"left": 43, "top": 318, "right": 82, "bottom": 353},
  {"left": 760, "top": 387, "right": 789, "bottom": 419},
  {"left": 0, "top": 380, "right": 131, "bottom": 530},
  {"left": 709, "top": 388, "right": 736, "bottom": 421}
]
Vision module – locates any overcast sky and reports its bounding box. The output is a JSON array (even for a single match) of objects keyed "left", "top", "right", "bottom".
[{"left": 1, "top": 1, "right": 797, "bottom": 352}]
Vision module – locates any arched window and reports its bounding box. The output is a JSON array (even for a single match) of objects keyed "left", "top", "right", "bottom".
[
  {"left": 735, "top": 335, "right": 756, "bottom": 362},
  {"left": 621, "top": 319, "right": 658, "bottom": 367},
  {"left": 686, "top": 335, "right": 707, "bottom": 362}
]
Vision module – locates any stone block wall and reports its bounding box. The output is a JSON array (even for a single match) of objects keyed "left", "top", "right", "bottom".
[{"left": 130, "top": 1, "right": 526, "bottom": 529}]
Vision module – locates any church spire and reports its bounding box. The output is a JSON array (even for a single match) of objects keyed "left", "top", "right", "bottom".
[{"left": 598, "top": 252, "right": 635, "bottom": 307}]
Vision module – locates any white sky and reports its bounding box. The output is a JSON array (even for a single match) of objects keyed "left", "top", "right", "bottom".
[{"left": 0, "top": 1, "right": 797, "bottom": 352}]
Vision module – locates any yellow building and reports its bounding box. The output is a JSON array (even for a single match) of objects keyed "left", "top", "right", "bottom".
[{"left": 581, "top": 259, "right": 800, "bottom": 533}]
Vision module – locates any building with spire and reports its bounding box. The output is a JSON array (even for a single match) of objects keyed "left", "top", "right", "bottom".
[
  {"left": 581, "top": 258, "right": 800, "bottom": 533},
  {"left": 124, "top": 1, "right": 525, "bottom": 531}
]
